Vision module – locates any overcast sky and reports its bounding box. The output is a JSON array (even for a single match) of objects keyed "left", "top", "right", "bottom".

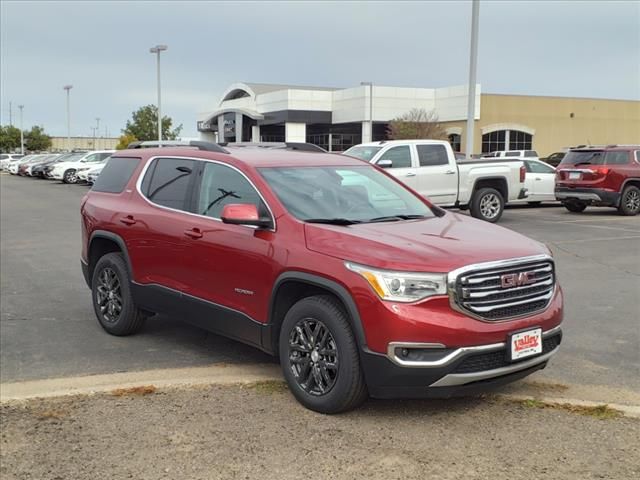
[{"left": 1, "top": 0, "right": 638, "bottom": 138}]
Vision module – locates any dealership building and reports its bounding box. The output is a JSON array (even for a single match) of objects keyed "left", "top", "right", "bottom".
[{"left": 197, "top": 82, "right": 640, "bottom": 156}]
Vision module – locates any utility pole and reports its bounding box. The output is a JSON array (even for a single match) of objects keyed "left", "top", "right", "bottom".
[
  {"left": 96, "top": 118, "right": 100, "bottom": 149},
  {"left": 18, "top": 105, "right": 24, "bottom": 154},
  {"left": 9, "top": 101, "right": 12, "bottom": 126},
  {"left": 63, "top": 85, "right": 73, "bottom": 151},
  {"left": 149, "top": 45, "right": 168, "bottom": 143},
  {"left": 465, "top": 0, "right": 480, "bottom": 159}
]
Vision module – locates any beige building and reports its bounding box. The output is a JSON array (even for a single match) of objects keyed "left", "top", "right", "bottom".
[
  {"left": 443, "top": 94, "right": 640, "bottom": 157},
  {"left": 51, "top": 136, "right": 119, "bottom": 152}
]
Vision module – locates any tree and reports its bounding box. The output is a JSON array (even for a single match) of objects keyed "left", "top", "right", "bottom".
[
  {"left": 116, "top": 133, "right": 138, "bottom": 150},
  {"left": 0, "top": 125, "right": 22, "bottom": 151},
  {"left": 123, "top": 105, "right": 182, "bottom": 141},
  {"left": 24, "top": 126, "right": 51, "bottom": 151},
  {"left": 386, "top": 108, "right": 448, "bottom": 140}
]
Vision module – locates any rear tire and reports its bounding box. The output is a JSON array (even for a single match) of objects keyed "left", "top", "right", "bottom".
[
  {"left": 470, "top": 187, "right": 504, "bottom": 223},
  {"left": 279, "top": 295, "right": 368, "bottom": 414},
  {"left": 63, "top": 169, "right": 78, "bottom": 184},
  {"left": 91, "top": 253, "right": 146, "bottom": 336},
  {"left": 563, "top": 201, "right": 587, "bottom": 213},
  {"left": 618, "top": 185, "right": 640, "bottom": 216}
]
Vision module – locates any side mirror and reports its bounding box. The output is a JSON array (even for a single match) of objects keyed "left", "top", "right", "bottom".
[
  {"left": 221, "top": 203, "right": 272, "bottom": 228},
  {"left": 377, "top": 159, "right": 392, "bottom": 168}
]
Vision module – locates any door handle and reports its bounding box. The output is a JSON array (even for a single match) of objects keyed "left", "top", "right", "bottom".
[
  {"left": 445, "top": 170, "right": 456, "bottom": 175},
  {"left": 120, "top": 215, "right": 137, "bottom": 226},
  {"left": 535, "top": 177, "right": 542, "bottom": 181},
  {"left": 184, "top": 228, "right": 203, "bottom": 239},
  {"left": 405, "top": 172, "right": 417, "bottom": 177}
]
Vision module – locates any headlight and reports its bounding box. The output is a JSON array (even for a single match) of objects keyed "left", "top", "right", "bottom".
[{"left": 345, "top": 262, "right": 447, "bottom": 302}]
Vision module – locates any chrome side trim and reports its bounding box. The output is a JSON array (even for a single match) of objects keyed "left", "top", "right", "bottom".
[
  {"left": 428, "top": 346, "right": 559, "bottom": 387},
  {"left": 134, "top": 155, "right": 277, "bottom": 233},
  {"left": 386, "top": 325, "right": 561, "bottom": 368}
]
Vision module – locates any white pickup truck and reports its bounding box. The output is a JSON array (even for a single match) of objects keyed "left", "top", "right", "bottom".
[{"left": 344, "top": 140, "right": 528, "bottom": 222}]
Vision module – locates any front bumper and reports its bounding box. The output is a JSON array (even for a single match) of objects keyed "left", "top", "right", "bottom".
[
  {"left": 361, "top": 326, "right": 562, "bottom": 398},
  {"left": 555, "top": 187, "right": 620, "bottom": 207}
]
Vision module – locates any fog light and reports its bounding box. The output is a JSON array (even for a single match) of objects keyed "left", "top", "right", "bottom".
[{"left": 401, "top": 348, "right": 409, "bottom": 357}]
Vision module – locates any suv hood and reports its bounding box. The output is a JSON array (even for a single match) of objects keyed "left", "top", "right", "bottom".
[{"left": 304, "top": 213, "right": 548, "bottom": 272}]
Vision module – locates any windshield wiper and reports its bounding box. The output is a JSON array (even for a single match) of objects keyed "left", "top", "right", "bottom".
[
  {"left": 366, "top": 214, "right": 428, "bottom": 223},
  {"left": 574, "top": 161, "right": 592, "bottom": 166},
  {"left": 305, "top": 218, "right": 362, "bottom": 225}
]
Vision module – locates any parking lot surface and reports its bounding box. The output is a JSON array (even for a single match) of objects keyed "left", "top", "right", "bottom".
[{"left": 1, "top": 174, "right": 639, "bottom": 403}]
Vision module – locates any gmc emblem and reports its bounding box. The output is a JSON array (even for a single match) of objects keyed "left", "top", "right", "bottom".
[{"left": 501, "top": 272, "right": 536, "bottom": 288}]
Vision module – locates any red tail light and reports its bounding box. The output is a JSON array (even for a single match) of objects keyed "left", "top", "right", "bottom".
[
  {"left": 594, "top": 167, "right": 610, "bottom": 176},
  {"left": 519, "top": 165, "right": 526, "bottom": 183}
]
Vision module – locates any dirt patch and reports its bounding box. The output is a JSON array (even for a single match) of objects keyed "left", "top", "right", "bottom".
[
  {"left": 110, "top": 385, "right": 157, "bottom": 397},
  {"left": 518, "top": 398, "right": 623, "bottom": 419}
]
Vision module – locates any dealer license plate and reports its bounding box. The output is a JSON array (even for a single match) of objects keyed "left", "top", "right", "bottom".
[
  {"left": 509, "top": 328, "right": 542, "bottom": 361},
  {"left": 569, "top": 171, "right": 581, "bottom": 180}
]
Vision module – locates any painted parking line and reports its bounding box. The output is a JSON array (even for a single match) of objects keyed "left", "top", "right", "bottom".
[{"left": 550, "top": 235, "right": 640, "bottom": 244}]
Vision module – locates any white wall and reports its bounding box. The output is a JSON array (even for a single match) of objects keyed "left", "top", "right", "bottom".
[{"left": 285, "top": 122, "right": 306, "bottom": 142}]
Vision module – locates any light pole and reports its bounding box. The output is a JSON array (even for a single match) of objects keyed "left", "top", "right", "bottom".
[
  {"left": 465, "top": 0, "right": 480, "bottom": 159},
  {"left": 96, "top": 118, "right": 100, "bottom": 149},
  {"left": 63, "top": 85, "right": 73, "bottom": 151},
  {"left": 360, "top": 81, "right": 373, "bottom": 143},
  {"left": 149, "top": 44, "right": 168, "bottom": 143},
  {"left": 18, "top": 105, "right": 24, "bottom": 154}
]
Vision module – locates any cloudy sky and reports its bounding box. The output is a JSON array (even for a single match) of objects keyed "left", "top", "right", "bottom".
[{"left": 1, "top": 0, "right": 638, "bottom": 138}]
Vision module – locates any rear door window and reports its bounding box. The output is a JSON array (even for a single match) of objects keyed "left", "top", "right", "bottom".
[
  {"left": 604, "top": 151, "right": 630, "bottom": 165},
  {"left": 506, "top": 151, "right": 520, "bottom": 157},
  {"left": 92, "top": 157, "right": 140, "bottom": 193},
  {"left": 377, "top": 145, "right": 412, "bottom": 168},
  {"left": 416, "top": 144, "right": 449, "bottom": 166},
  {"left": 141, "top": 158, "right": 197, "bottom": 211}
]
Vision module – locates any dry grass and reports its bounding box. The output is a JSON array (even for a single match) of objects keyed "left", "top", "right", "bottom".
[
  {"left": 246, "top": 380, "right": 288, "bottom": 394},
  {"left": 33, "top": 409, "right": 67, "bottom": 420},
  {"left": 110, "top": 385, "right": 157, "bottom": 397},
  {"left": 520, "top": 398, "right": 622, "bottom": 419}
]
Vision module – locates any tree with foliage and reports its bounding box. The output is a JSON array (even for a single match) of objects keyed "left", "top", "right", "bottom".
[
  {"left": 123, "top": 105, "right": 182, "bottom": 141},
  {"left": 116, "top": 133, "right": 138, "bottom": 150},
  {"left": 0, "top": 125, "right": 22, "bottom": 151},
  {"left": 386, "top": 108, "right": 448, "bottom": 140},
  {"left": 24, "top": 126, "right": 52, "bottom": 151}
]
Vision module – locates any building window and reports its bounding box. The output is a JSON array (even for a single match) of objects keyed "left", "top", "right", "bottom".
[
  {"left": 448, "top": 134, "right": 461, "bottom": 152},
  {"left": 510, "top": 130, "right": 532, "bottom": 150},
  {"left": 482, "top": 130, "right": 506, "bottom": 153},
  {"left": 482, "top": 129, "right": 533, "bottom": 153}
]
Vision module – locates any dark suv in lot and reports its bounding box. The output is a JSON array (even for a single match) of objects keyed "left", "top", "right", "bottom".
[
  {"left": 81, "top": 142, "right": 563, "bottom": 413},
  {"left": 555, "top": 145, "right": 640, "bottom": 215}
]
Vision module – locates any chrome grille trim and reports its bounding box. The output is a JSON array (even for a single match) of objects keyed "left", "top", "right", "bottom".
[{"left": 448, "top": 254, "right": 556, "bottom": 322}]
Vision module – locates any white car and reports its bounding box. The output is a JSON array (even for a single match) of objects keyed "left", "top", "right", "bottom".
[
  {"left": 511, "top": 159, "right": 557, "bottom": 205},
  {"left": 7, "top": 154, "right": 45, "bottom": 174},
  {"left": 482, "top": 150, "right": 540, "bottom": 161},
  {"left": 77, "top": 162, "right": 108, "bottom": 184},
  {"left": 345, "top": 140, "right": 528, "bottom": 222},
  {"left": 48, "top": 150, "right": 114, "bottom": 183},
  {"left": 0, "top": 153, "right": 25, "bottom": 170}
]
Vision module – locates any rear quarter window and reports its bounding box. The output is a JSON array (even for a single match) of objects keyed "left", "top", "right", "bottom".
[{"left": 92, "top": 157, "right": 140, "bottom": 193}]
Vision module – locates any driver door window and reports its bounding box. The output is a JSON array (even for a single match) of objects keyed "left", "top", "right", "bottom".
[{"left": 377, "top": 146, "right": 412, "bottom": 168}]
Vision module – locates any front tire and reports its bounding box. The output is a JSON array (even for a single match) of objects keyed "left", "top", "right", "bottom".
[
  {"left": 91, "top": 253, "right": 146, "bottom": 336},
  {"left": 470, "top": 187, "right": 504, "bottom": 223},
  {"left": 279, "top": 295, "right": 367, "bottom": 414},
  {"left": 63, "top": 169, "right": 77, "bottom": 184},
  {"left": 618, "top": 185, "right": 640, "bottom": 216},
  {"left": 563, "top": 200, "right": 587, "bottom": 213}
]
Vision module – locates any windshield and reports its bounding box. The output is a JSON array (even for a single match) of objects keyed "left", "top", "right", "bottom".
[
  {"left": 560, "top": 150, "right": 604, "bottom": 166},
  {"left": 343, "top": 146, "right": 382, "bottom": 162},
  {"left": 259, "top": 165, "right": 434, "bottom": 223}
]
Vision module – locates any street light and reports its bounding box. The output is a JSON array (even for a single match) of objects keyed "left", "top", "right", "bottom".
[
  {"left": 360, "top": 81, "right": 373, "bottom": 143},
  {"left": 18, "top": 105, "right": 24, "bottom": 154},
  {"left": 465, "top": 0, "right": 480, "bottom": 159},
  {"left": 149, "top": 44, "right": 168, "bottom": 143},
  {"left": 63, "top": 85, "right": 73, "bottom": 151}
]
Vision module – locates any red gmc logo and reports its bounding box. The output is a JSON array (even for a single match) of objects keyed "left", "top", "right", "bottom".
[{"left": 501, "top": 272, "right": 536, "bottom": 288}]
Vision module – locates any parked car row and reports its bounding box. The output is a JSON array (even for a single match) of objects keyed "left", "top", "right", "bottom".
[{"left": 1, "top": 150, "right": 115, "bottom": 185}]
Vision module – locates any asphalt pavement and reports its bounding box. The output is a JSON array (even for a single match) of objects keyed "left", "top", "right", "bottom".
[{"left": 1, "top": 173, "right": 639, "bottom": 401}]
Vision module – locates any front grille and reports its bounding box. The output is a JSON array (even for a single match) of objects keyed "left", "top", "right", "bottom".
[
  {"left": 452, "top": 258, "right": 555, "bottom": 321},
  {"left": 453, "top": 334, "right": 561, "bottom": 374}
]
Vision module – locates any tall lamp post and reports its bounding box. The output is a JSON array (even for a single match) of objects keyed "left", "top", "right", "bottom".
[
  {"left": 63, "top": 85, "right": 73, "bottom": 151},
  {"left": 18, "top": 105, "right": 24, "bottom": 154},
  {"left": 465, "top": 0, "right": 480, "bottom": 159},
  {"left": 360, "top": 81, "right": 373, "bottom": 143},
  {"left": 149, "top": 44, "right": 168, "bottom": 143}
]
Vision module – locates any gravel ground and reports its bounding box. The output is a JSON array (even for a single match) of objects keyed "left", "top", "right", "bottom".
[{"left": 2, "top": 383, "right": 639, "bottom": 480}]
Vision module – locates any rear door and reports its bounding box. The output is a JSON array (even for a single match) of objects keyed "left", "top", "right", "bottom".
[
  {"left": 372, "top": 145, "right": 419, "bottom": 191},
  {"left": 525, "top": 160, "right": 556, "bottom": 201},
  {"left": 415, "top": 143, "right": 458, "bottom": 205}
]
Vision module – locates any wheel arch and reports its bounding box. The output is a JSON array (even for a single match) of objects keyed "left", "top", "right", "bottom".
[
  {"left": 471, "top": 177, "right": 509, "bottom": 201},
  {"left": 621, "top": 178, "right": 640, "bottom": 191},
  {"left": 266, "top": 272, "right": 367, "bottom": 355},
  {"left": 88, "top": 231, "right": 133, "bottom": 284}
]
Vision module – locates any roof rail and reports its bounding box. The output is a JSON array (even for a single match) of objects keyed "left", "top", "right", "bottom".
[
  {"left": 220, "top": 142, "right": 326, "bottom": 153},
  {"left": 127, "top": 140, "right": 229, "bottom": 154}
]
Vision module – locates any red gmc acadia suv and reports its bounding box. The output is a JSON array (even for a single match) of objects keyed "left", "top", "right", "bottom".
[
  {"left": 81, "top": 141, "right": 563, "bottom": 413},
  {"left": 555, "top": 145, "right": 640, "bottom": 215}
]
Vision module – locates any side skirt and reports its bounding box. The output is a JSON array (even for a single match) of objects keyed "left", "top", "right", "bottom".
[{"left": 130, "top": 282, "right": 274, "bottom": 355}]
